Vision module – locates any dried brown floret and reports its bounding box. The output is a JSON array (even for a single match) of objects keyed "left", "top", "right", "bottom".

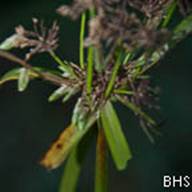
[
  {"left": 58, "top": 0, "right": 171, "bottom": 51},
  {"left": 127, "top": 0, "right": 173, "bottom": 18},
  {"left": 85, "top": 10, "right": 142, "bottom": 49},
  {"left": 15, "top": 18, "right": 59, "bottom": 60},
  {"left": 57, "top": 0, "right": 93, "bottom": 20}
]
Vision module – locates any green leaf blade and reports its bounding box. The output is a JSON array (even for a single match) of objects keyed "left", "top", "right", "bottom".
[
  {"left": 172, "top": 14, "right": 192, "bottom": 45},
  {"left": 101, "top": 101, "right": 132, "bottom": 170},
  {"left": 59, "top": 128, "right": 94, "bottom": 192},
  {"left": 161, "top": 0, "right": 177, "bottom": 28},
  {"left": 117, "top": 96, "right": 156, "bottom": 126},
  {"left": 59, "top": 148, "right": 81, "bottom": 192}
]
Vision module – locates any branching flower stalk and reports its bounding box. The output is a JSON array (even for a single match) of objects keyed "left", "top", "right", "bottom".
[{"left": 0, "top": 0, "right": 192, "bottom": 192}]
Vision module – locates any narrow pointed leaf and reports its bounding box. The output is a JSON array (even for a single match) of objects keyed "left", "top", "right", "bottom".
[
  {"left": 49, "top": 51, "right": 75, "bottom": 77},
  {"left": 48, "top": 86, "right": 68, "bottom": 102},
  {"left": 62, "top": 88, "right": 78, "bottom": 103},
  {"left": 101, "top": 101, "right": 132, "bottom": 170},
  {"left": 117, "top": 96, "right": 156, "bottom": 126},
  {"left": 172, "top": 14, "right": 192, "bottom": 44},
  {"left": 161, "top": 0, "right": 177, "bottom": 28}
]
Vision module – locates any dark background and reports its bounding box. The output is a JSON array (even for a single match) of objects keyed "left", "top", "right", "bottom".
[{"left": 0, "top": 0, "right": 192, "bottom": 192}]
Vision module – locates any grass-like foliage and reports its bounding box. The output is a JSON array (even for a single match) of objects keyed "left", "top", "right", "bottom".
[{"left": 0, "top": 1, "right": 192, "bottom": 191}]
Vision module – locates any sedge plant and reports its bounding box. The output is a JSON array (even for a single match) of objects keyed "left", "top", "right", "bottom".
[{"left": 0, "top": 0, "right": 192, "bottom": 191}]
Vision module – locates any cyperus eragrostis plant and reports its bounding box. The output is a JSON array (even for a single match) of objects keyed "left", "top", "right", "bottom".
[{"left": 0, "top": 0, "right": 192, "bottom": 191}]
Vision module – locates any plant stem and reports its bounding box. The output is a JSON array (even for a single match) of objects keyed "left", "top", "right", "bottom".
[
  {"left": 95, "top": 122, "right": 108, "bottom": 192},
  {"left": 114, "top": 89, "right": 134, "bottom": 95},
  {"left": 59, "top": 147, "right": 81, "bottom": 192},
  {"left": 80, "top": 13, "right": 86, "bottom": 69},
  {"left": 0, "top": 50, "right": 72, "bottom": 86},
  {"left": 105, "top": 53, "right": 122, "bottom": 97},
  {"left": 123, "top": 52, "right": 132, "bottom": 65},
  {"left": 59, "top": 127, "right": 95, "bottom": 192},
  {"left": 116, "top": 95, "right": 156, "bottom": 126},
  {"left": 161, "top": 0, "right": 177, "bottom": 28},
  {"left": 86, "top": 8, "right": 96, "bottom": 95},
  {"left": 49, "top": 51, "right": 66, "bottom": 68},
  {"left": 86, "top": 46, "right": 93, "bottom": 94}
]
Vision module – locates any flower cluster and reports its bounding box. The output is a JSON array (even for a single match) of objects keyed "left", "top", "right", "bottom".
[
  {"left": 0, "top": 0, "right": 192, "bottom": 185},
  {"left": 58, "top": 0, "right": 171, "bottom": 49},
  {"left": 11, "top": 18, "right": 59, "bottom": 60}
]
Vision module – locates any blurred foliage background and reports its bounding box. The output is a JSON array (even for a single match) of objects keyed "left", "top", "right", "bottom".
[{"left": 0, "top": 0, "right": 191, "bottom": 192}]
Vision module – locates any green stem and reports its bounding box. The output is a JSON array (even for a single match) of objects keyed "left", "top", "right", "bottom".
[
  {"left": 0, "top": 50, "right": 71, "bottom": 86},
  {"left": 79, "top": 13, "right": 86, "bottom": 69},
  {"left": 95, "top": 122, "right": 108, "bottom": 192},
  {"left": 59, "top": 147, "right": 81, "bottom": 192},
  {"left": 49, "top": 51, "right": 66, "bottom": 68},
  {"left": 114, "top": 89, "right": 134, "bottom": 95},
  {"left": 86, "top": 46, "right": 93, "bottom": 94},
  {"left": 123, "top": 52, "right": 132, "bottom": 65},
  {"left": 59, "top": 126, "right": 95, "bottom": 192},
  {"left": 49, "top": 51, "right": 75, "bottom": 76},
  {"left": 161, "top": 0, "right": 177, "bottom": 28},
  {"left": 105, "top": 53, "right": 122, "bottom": 97},
  {"left": 116, "top": 95, "right": 156, "bottom": 126},
  {"left": 86, "top": 8, "right": 96, "bottom": 95}
]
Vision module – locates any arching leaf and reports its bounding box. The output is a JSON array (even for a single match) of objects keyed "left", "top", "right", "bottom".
[{"left": 101, "top": 101, "right": 132, "bottom": 170}]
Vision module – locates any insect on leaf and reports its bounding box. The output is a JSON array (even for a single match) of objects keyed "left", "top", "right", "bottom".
[
  {"left": 101, "top": 101, "right": 132, "bottom": 170},
  {"left": 40, "top": 115, "right": 96, "bottom": 170}
]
